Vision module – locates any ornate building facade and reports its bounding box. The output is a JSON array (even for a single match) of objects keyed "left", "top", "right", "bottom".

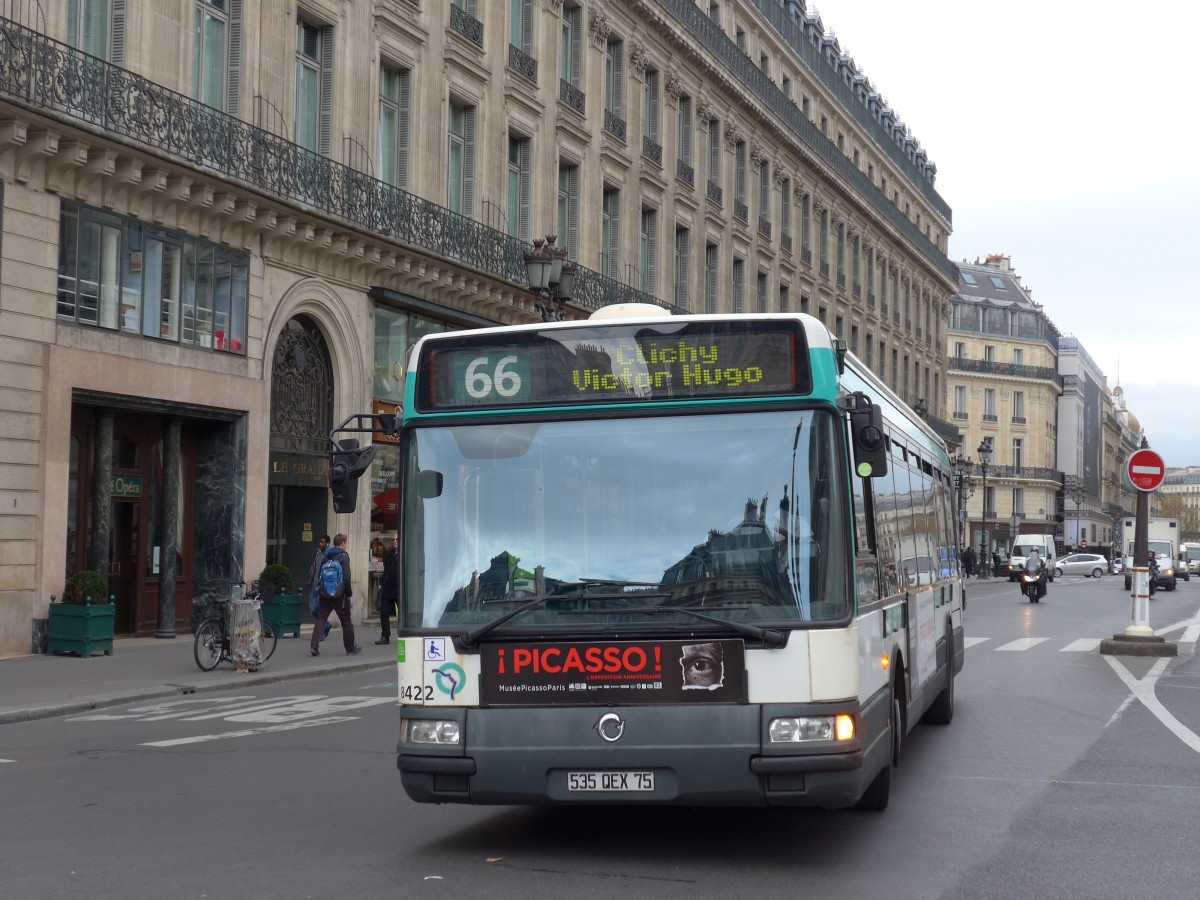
[{"left": 0, "top": 0, "right": 956, "bottom": 654}]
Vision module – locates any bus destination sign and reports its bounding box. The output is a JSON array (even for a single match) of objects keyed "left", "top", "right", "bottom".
[{"left": 418, "top": 320, "right": 809, "bottom": 411}]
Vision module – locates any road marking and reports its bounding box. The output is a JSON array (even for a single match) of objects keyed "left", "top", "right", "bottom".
[
  {"left": 1103, "top": 656, "right": 1200, "bottom": 757},
  {"left": 1060, "top": 639, "right": 1103, "bottom": 652},
  {"left": 964, "top": 637, "right": 990, "bottom": 649},
  {"left": 995, "top": 638, "right": 1049, "bottom": 652},
  {"left": 141, "top": 715, "right": 358, "bottom": 747},
  {"left": 0, "top": 758, "right": 14, "bottom": 764}
]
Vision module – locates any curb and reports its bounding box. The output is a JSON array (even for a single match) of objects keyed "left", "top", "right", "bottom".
[{"left": 0, "top": 658, "right": 394, "bottom": 726}]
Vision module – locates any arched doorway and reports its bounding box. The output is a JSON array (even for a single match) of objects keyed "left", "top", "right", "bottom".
[{"left": 267, "top": 315, "right": 334, "bottom": 591}]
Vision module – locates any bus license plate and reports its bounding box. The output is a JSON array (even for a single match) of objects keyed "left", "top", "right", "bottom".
[{"left": 567, "top": 771, "right": 654, "bottom": 792}]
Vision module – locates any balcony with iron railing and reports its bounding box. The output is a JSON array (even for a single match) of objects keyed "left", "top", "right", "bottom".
[
  {"left": 642, "top": 135, "right": 662, "bottom": 166},
  {"left": 0, "top": 18, "right": 676, "bottom": 318},
  {"left": 676, "top": 158, "right": 694, "bottom": 187},
  {"left": 707, "top": 180, "right": 723, "bottom": 206},
  {"left": 948, "top": 356, "right": 1064, "bottom": 387},
  {"left": 559, "top": 78, "right": 585, "bottom": 115},
  {"left": 449, "top": 5, "right": 484, "bottom": 48},
  {"left": 507, "top": 44, "right": 537, "bottom": 84},
  {"left": 757, "top": 216, "right": 771, "bottom": 240},
  {"left": 603, "top": 109, "right": 627, "bottom": 142}
]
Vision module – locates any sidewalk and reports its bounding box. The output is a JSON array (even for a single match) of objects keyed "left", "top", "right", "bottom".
[{"left": 0, "top": 624, "right": 395, "bottom": 725}]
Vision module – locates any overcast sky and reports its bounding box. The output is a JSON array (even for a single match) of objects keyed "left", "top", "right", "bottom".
[{"left": 807, "top": 0, "right": 1199, "bottom": 468}]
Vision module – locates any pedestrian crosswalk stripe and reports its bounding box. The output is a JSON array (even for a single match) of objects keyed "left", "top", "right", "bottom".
[
  {"left": 996, "top": 638, "right": 1049, "bottom": 652},
  {"left": 1061, "top": 639, "right": 1103, "bottom": 652},
  {"left": 964, "top": 637, "right": 990, "bottom": 649}
]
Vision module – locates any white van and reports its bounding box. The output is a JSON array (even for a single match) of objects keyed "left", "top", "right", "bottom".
[{"left": 1007, "top": 535, "right": 1057, "bottom": 582}]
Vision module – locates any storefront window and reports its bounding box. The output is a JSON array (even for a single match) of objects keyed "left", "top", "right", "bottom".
[{"left": 57, "top": 200, "right": 249, "bottom": 354}]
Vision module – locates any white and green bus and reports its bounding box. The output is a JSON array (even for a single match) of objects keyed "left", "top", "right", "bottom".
[{"left": 373, "top": 308, "right": 963, "bottom": 810}]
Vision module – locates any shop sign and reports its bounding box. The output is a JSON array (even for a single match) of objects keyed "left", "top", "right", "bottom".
[
  {"left": 111, "top": 475, "right": 142, "bottom": 498},
  {"left": 372, "top": 399, "right": 402, "bottom": 445},
  {"left": 269, "top": 452, "right": 328, "bottom": 487}
]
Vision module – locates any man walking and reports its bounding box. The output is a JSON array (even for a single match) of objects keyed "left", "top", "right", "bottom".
[
  {"left": 376, "top": 534, "right": 399, "bottom": 644},
  {"left": 310, "top": 533, "right": 362, "bottom": 657},
  {"left": 302, "top": 534, "right": 334, "bottom": 642}
]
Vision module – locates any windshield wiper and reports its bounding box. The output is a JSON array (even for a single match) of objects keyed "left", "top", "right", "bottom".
[
  {"left": 621, "top": 605, "right": 787, "bottom": 648},
  {"left": 455, "top": 579, "right": 664, "bottom": 650}
]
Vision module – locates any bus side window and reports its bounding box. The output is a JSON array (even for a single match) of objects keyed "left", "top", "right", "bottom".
[{"left": 856, "top": 558, "right": 880, "bottom": 605}]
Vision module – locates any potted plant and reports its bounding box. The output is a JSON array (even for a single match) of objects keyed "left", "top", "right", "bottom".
[
  {"left": 258, "top": 564, "right": 302, "bottom": 638},
  {"left": 47, "top": 570, "right": 115, "bottom": 657}
]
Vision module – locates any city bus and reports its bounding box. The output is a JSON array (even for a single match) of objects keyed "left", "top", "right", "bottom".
[{"left": 378, "top": 307, "right": 964, "bottom": 810}]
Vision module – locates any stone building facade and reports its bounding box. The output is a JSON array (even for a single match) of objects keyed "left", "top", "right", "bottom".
[{"left": 0, "top": 0, "right": 956, "bottom": 654}]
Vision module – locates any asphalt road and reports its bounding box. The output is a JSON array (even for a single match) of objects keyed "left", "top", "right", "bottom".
[{"left": 3, "top": 576, "right": 1198, "bottom": 899}]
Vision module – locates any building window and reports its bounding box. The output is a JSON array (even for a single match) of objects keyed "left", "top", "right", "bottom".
[
  {"left": 677, "top": 94, "right": 693, "bottom": 168},
  {"left": 758, "top": 159, "right": 770, "bottom": 220},
  {"left": 1013, "top": 390, "right": 1025, "bottom": 421},
  {"left": 1012, "top": 348, "right": 1024, "bottom": 366},
  {"left": 800, "top": 194, "right": 810, "bottom": 258},
  {"left": 194, "top": 0, "right": 241, "bottom": 113},
  {"left": 984, "top": 388, "right": 996, "bottom": 419},
  {"left": 865, "top": 333, "right": 874, "bottom": 368},
  {"left": 779, "top": 177, "right": 791, "bottom": 245},
  {"left": 732, "top": 257, "right": 745, "bottom": 313},
  {"left": 602, "top": 186, "right": 620, "bottom": 279},
  {"left": 734, "top": 140, "right": 747, "bottom": 206},
  {"left": 954, "top": 341, "right": 966, "bottom": 359},
  {"left": 708, "top": 119, "right": 721, "bottom": 187},
  {"left": 779, "top": 284, "right": 790, "bottom": 313},
  {"left": 954, "top": 385, "right": 967, "bottom": 417},
  {"left": 57, "top": 201, "right": 249, "bottom": 353},
  {"left": 1012, "top": 438, "right": 1023, "bottom": 468},
  {"left": 643, "top": 67, "right": 660, "bottom": 145},
  {"left": 69, "top": 0, "right": 125, "bottom": 64},
  {"left": 557, "top": 160, "right": 580, "bottom": 259},
  {"left": 448, "top": 101, "right": 476, "bottom": 216},
  {"left": 704, "top": 242, "right": 718, "bottom": 314},
  {"left": 990, "top": 275, "right": 1006, "bottom": 289},
  {"left": 510, "top": 0, "right": 532, "bottom": 54},
  {"left": 984, "top": 345, "right": 995, "bottom": 363},
  {"left": 295, "top": 17, "right": 333, "bottom": 156},
  {"left": 605, "top": 38, "right": 625, "bottom": 120},
  {"left": 1012, "top": 488, "right": 1025, "bottom": 516},
  {"left": 757, "top": 271, "right": 768, "bottom": 313},
  {"left": 639, "top": 208, "right": 657, "bottom": 295},
  {"left": 674, "top": 226, "right": 690, "bottom": 310},
  {"left": 507, "top": 133, "right": 531, "bottom": 242},
  {"left": 378, "top": 65, "right": 410, "bottom": 189},
  {"left": 850, "top": 325, "right": 859, "bottom": 356},
  {"left": 561, "top": 4, "right": 583, "bottom": 90}
]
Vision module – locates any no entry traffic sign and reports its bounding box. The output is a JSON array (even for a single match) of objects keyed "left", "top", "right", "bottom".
[{"left": 1127, "top": 448, "right": 1166, "bottom": 492}]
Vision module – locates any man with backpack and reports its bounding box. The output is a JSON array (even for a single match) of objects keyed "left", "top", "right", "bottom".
[
  {"left": 302, "top": 534, "right": 333, "bottom": 642},
  {"left": 309, "top": 533, "right": 362, "bottom": 657}
]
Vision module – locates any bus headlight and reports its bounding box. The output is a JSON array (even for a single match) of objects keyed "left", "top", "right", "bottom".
[
  {"left": 769, "top": 714, "right": 855, "bottom": 743},
  {"left": 402, "top": 718, "right": 461, "bottom": 745}
]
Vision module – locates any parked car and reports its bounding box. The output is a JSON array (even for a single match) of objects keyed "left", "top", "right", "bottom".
[
  {"left": 1054, "top": 553, "right": 1109, "bottom": 579},
  {"left": 1110, "top": 558, "right": 1124, "bottom": 576}
]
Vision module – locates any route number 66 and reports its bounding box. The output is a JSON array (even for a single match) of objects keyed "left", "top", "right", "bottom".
[{"left": 464, "top": 355, "right": 523, "bottom": 399}]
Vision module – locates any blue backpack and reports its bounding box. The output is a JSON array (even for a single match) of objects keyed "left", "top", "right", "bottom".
[{"left": 318, "top": 552, "right": 345, "bottom": 601}]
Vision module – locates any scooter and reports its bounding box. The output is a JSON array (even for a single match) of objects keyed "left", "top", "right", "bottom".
[{"left": 1019, "top": 558, "right": 1046, "bottom": 603}]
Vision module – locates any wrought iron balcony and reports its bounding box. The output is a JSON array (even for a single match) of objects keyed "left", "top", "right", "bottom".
[
  {"left": 948, "top": 356, "right": 1064, "bottom": 386},
  {"left": 853, "top": 281, "right": 861, "bottom": 298},
  {"left": 837, "top": 273, "right": 846, "bottom": 289},
  {"left": 867, "top": 291, "right": 875, "bottom": 307},
  {"left": 507, "top": 45, "right": 537, "bottom": 84},
  {"left": 642, "top": 136, "right": 662, "bottom": 166},
  {"left": 603, "top": 109, "right": 627, "bottom": 142},
  {"left": 801, "top": 248, "right": 812, "bottom": 266},
  {"left": 449, "top": 5, "right": 484, "bottom": 48},
  {"left": 559, "top": 78, "right": 585, "bottom": 115},
  {"left": 733, "top": 199, "right": 748, "bottom": 223},
  {"left": 706, "top": 179, "right": 723, "bottom": 205},
  {"left": 676, "top": 158, "right": 694, "bottom": 186},
  {"left": 820, "top": 260, "right": 830, "bottom": 279},
  {"left": 0, "top": 19, "right": 677, "bottom": 318},
  {"left": 780, "top": 233, "right": 791, "bottom": 253},
  {"left": 757, "top": 216, "right": 771, "bottom": 239}
]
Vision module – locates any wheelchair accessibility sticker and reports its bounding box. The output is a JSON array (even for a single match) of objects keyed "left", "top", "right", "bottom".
[{"left": 424, "top": 638, "right": 446, "bottom": 661}]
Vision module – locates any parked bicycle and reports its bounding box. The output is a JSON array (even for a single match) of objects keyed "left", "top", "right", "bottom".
[{"left": 193, "top": 581, "right": 277, "bottom": 672}]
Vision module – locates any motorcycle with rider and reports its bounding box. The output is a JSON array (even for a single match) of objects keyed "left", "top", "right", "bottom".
[{"left": 1019, "top": 548, "right": 1048, "bottom": 602}]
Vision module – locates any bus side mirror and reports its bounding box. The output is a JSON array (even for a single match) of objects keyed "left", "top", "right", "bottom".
[
  {"left": 849, "top": 394, "right": 888, "bottom": 478},
  {"left": 329, "top": 438, "right": 377, "bottom": 514}
]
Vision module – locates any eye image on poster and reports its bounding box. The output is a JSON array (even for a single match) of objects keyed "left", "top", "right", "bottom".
[{"left": 680, "top": 642, "right": 724, "bottom": 690}]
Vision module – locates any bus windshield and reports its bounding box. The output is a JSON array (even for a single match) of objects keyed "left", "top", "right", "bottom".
[{"left": 400, "top": 409, "right": 852, "bottom": 636}]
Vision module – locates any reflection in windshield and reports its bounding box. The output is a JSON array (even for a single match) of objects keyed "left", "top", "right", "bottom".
[{"left": 400, "top": 410, "right": 851, "bottom": 635}]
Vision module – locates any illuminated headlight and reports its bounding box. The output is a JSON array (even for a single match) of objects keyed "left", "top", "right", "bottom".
[
  {"left": 402, "top": 718, "right": 461, "bottom": 745},
  {"left": 769, "top": 715, "right": 855, "bottom": 743},
  {"left": 1163, "top": 567, "right": 1174, "bottom": 577}
]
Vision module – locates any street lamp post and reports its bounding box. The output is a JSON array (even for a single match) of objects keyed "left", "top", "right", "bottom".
[
  {"left": 523, "top": 234, "right": 577, "bottom": 322},
  {"left": 977, "top": 439, "right": 992, "bottom": 578},
  {"left": 951, "top": 451, "right": 975, "bottom": 553},
  {"left": 1066, "top": 476, "right": 1087, "bottom": 551}
]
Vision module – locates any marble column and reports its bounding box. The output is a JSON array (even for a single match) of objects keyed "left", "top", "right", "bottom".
[
  {"left": 156, "top": 416, "right": 181, "bottom": 638},
  {"left": 89, "top": 410, "right": 114, "bottom": 582}
]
